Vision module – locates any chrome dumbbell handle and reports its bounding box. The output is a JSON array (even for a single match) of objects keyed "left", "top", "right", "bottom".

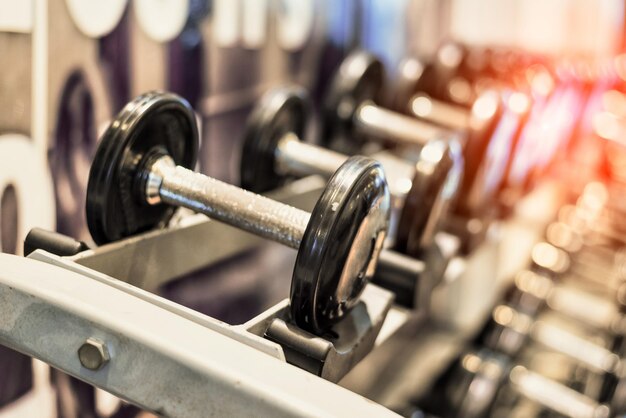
[
  {"left": 275, "top": 132, "right": 417, "bottom": 199},
  {"left": 510, "top": 365, "right": 610, "bottom": 418},
  {"left": 275, "top": 132, "right": 347, "bottom": 179},
  {"left": 148, "top": 155, "right": 309, "bottom": 249},
  {"left": 353, "top": 101, "right": 448, "bottom": 147},
  {"left": 408, "top": 93, "right": 471, "bottom": 131}
]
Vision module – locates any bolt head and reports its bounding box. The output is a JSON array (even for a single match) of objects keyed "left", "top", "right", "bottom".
[{"left": 78, "top": 338, "right": 110, "bottom": 370}]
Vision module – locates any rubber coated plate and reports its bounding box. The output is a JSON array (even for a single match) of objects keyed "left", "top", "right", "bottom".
[
  {"left": 321, "top": 51, "right": 384, "bottom": 146},
  {"left": 394, "top": 140, "right": 454, "bottom": 257},
  {"left": 240, "top": 86, "right": 309, "bottom": 193},
  {"left": 291, "top": 156, "right": 390, "bottom": 335},
  {"left": 86, "top": 91, "right": 198, "bottom": 244}
]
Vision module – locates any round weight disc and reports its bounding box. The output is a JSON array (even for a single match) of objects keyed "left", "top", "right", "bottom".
[
  {"left": 321, "top": 51, "right": 384, "bottom": 146},
  {"left": 291, "top": 156, "right": 390, "bottom": 335},
  {"left": 240, "top": 87, "right": 309, "bottom": 193},
  {"left": 394, "top": 139, "right": 455, "bottom": 257},
  {"left": 86, "top": 91, "right": 198, "bottom": 244}
]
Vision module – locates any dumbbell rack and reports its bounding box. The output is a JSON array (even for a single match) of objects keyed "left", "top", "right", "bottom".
[
  {"left": 0, "top": 174, "right": 565, "bottom": 416},
  {"left": 0, "top": 175, "right": 406, "bottom": 417}
]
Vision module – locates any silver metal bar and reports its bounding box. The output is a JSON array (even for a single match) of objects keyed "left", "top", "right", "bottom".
[
  {"left": 354, "top": 101, "right": 449, "bottom": 147},
  {"left": 30, "top": 250, "right": 286, "bottom": 361},
  {"left": 154, "top": 155, "right": 310, "bottom": 249},
  {"left": 0, "top": 253, "right": 400, "bottom": 417},
  {"left": 275, "top": 132, "right": 345, "bottom": 178},
  {"left": 70, "top": 176, "right": 326, "bottom": 291},
  {"left": 548, "top": 285, "right": 618, "bottom": 331},
  {"left": 530, "top": 321, "right": 621, "bottom": 373},
  {"left": 509, "top": 365, "right": 610, "bottom": 418},
  {"left": 275, "top": 133, "right": 416, "bottom": 200},
  {"left": 408, "top": 94, "right": 470, "bottom": 131}
]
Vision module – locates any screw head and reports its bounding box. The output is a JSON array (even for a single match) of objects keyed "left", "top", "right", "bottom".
[{"left": 78, "top": 338, "right": 110, "bottom": 370}]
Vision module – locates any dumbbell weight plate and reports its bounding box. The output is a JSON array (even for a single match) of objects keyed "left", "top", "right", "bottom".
[
  {"left": 240, "top": 87, "right": 308, "bottom": 192},
  {"left": 321, "top": 51, "right": 384, "bottom": 146},
  {"left": 86, "top": 91, "right": 198, "bottom": 244},
  {"left": 293, "top": 156, "right": 388, "bottom": 333},
  {"left": 394, "top": 140, "right": 454, "bottom": 256}
]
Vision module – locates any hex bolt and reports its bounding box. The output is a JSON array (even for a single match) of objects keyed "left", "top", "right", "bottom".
[{"left": 78, "top": 337, "right": 110, "bottom": 370}]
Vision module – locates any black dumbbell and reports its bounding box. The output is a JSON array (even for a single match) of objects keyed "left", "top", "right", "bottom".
[
  {"left": 531, "top": 240, "right": 625, "bottom": 300},
  {"left": 320, "top": 51, "right": 514, "bottom": 251},
  {"left": 502, "top": 269, "right": 626, "bottom": 401},
  {"left": 85, "top": 91, "right": 391, "bottom": 335},
  {"left": 320, "top": 51, "right": 462, "bottom": 156},
  {"left": 483, "top": 281, "right": 626, "bottom": 414},
  {"left": 478, "top": 301, "right": 622, "bottom": 377},
  {"left": 506, "top": 262, "right": 626, "bottom": 335},
  {"left": 418, "top": 347, "right": 611, "bottom": 418},
  {"left": 241, "top": 86, "right": 459, "bottom": 258}
]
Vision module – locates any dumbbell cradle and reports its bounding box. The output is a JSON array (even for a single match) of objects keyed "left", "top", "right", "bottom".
[
  {"left": 86, "top": 91, "right": 391, "bottom": 335},
  {"left": 241, "top": 86, "right": 458, "bottom": 257}
]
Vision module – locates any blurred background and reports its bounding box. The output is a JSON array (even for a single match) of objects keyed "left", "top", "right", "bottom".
[{"left": 2, "top": 0, "right": 626, "bottom": 417}]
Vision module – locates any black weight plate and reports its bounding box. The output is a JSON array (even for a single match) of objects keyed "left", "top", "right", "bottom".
[
  {"left": 455, "top": 91, "right": 503, "bottom": 218},
  {"left": 394, "top": 139, "right": 455, "bottom": 257},
  {"left": 390, "top": 57, "right": 426, "bottom": 114},
  {"left": 86, "top": 91, "right": 198, "bottom": 245},
  {"left": 321, "top": 51, "right": 384, "bottom": 147},
  {"left": 291, "top": 156, "right": 390, "bottom": 335},
  {"left": 240, "top": 86, "right": 309, "bottom": 193}
]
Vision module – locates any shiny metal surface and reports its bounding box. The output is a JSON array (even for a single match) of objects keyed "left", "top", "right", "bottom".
[
  {"left": 150, "top": 155, "right": 310, "bottom": 249},
  {"left": 74, "top": 176, "right": 325, "bottom": 291},
  {"left": 354, "top": 101, "right": 451, "bottom": 147},
  {"left": 409, "top": 93, "right": 470, "bottom": 131},
  {"left": 509, "top": 365, "right": 610, "bottom": 418},
  {"left": 275, "top": 133, "right": 416, "bottom": 200},
  {"left": 275, "top": 132, "right": 346, "bottom": 178},
  {"left": 530, "top": 321, "right": 621, "bottom": 374}
]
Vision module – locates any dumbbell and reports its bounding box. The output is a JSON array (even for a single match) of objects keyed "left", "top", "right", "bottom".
[
  {"left": 85, "top": 91, "right": 391, "bottom": 335},
  {"left": 392, "top": 58, "right": 542, "bottom": 217},
  {"left": 418, "top": 347, "right": 612, "bottom": 418},
  {"left": 321, "top": 51, "right": 516, "bottom": 251},
  {"left": 483, "top": 287, "right": 626, "bottom": 414},
  {"left": 545, "top": 221, "right": 626, "bottom": 291},
  {"left": 241, "top": 86, "right": 459, "bottom": 258},
  {"left": 320, "top": 51, "right": 464, "bottom": 156},
  {"left": 507, "top": 260, "right": 626, "bottom": 335},
  {"left": 478, "top": 302, "right": 622, "bottom": 378},
  {"left": 532, "top": 239, "right": 625, "bottom": 297}
]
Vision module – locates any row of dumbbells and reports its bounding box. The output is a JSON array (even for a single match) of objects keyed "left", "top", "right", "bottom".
[
  {"left": 409, "top": 182, "right": 626, "bottom": 418},
  {"left": 74, "top": 43, "right": 610, "bottom": 342}
]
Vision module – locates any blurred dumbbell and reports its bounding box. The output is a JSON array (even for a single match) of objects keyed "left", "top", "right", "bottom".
[
  {"left": 322, "top": 51, "right": 512, "bottom": 251},
  {"left": 506, "top": 266, "right": 626, "bottom": 335},
  {"left": 241, "top": 86, "right": 459, "bottom": 259},
  {"left": 393, "top": 47, "right": 534, "bottom": 219},
  {"left": 418, "top": 347, "right": 611, "bottom": 418},
  {"left": 85, "top": 91, "right": 391, "bottom": 335},
  {"left": 478, "top": 301, "right": 624, "bottom": 387}
]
